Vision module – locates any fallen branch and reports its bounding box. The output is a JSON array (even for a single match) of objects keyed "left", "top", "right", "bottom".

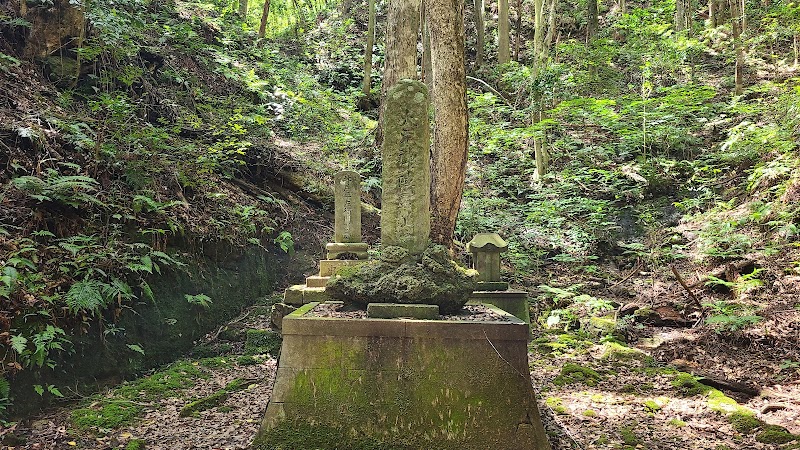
[
  {"left": 466, "top": 76, "right": 513, "bottom": 107},
  {"left": 670, "top": 265, "right": 702, "bottom": 309}
]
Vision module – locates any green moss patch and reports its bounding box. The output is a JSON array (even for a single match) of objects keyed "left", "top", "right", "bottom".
[
  {"left": 671, "top": 372, "right": 713, "bottom": 396},
  {"left": 71, "top": 402, "right": 143, "bottom": 430},
  {"left": 245, "top": 329, "right": 282, "bottom": 356},
  {"left": 253, "top": 420, "right": 465, "bottom": 450},
  {"left": 728, "top": 411, "right": 761, "bottom": 434},
  {"left": 756, "top": 425, "right": 798, "bottom": 445},
  {"left": 71, "top": 360, "right": 207, "bottom": 430},
  {"left": 553, "top": 362, "right": 603, "bottom": 387},
  {"left": 125, "top": 439, "right": 146, "bottom": 450},
  {"left": 179, "top": 377, "right": 253, "bottom": 417}
]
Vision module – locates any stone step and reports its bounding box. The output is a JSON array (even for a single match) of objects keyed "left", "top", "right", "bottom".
[
  {"left": 319, "top": 259, "right": 365, "bottom": 277},
  {"left": 305, "top": 276, "right": 330, "bottom": 288},
  {"left": 283, "top": 285, "right": 331, "bottom": 305}
]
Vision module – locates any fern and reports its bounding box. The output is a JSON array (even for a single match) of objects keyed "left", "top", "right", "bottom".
[
  {"left": 66, "top": 279, "right": 107, "bottom": 314},
  {"left": 12, "top": 170, "right": 101, "bottom": 208}
]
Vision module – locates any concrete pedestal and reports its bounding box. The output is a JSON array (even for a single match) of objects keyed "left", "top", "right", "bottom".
[{"left": 253, "top": 302, "right": 551, "bottom": 450}]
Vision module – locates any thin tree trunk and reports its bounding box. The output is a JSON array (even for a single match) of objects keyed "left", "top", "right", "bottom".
[
  {"left": 473, "top": 0, "right": 485, "bottom": 67},
  {"left": 258, "top": 0, "right": 271, "bottom": 37},
  {"left": 544, "top": 0, "right": 556, "bottom": 52},
  {"left": 239, "top": 0, "right": 248, "bottom": 17},
  {"left": 675, "top": 0, "right": 686, "bottom": 32},
  {"left": 422, "top": 3, "right": 433, "bottom": 90},
  {"left": 729, "top": 0, "right": 744, "bottom": 95},
  {"left": 498, "top": 0, "right": 510, "bottom": 63},
  {"left": 377, "top": 0, "right": 421, "bottom": 145},
  {"left": 587, "top": 0, "right": 598, "bottom": 42},
  {"left": 708, "top": 0, "right": 716, "bottom": 27},
  {"left": 794, "top": 34, "right": 798, "bottom": 67},
  {"left": 362, "top": 0, "right": 376, "bottom": 95},
  {"left": 514, "top": 0, "right": 521, "bottom": 61},
  {"left": 620, "top": 0, "right": 626, "bottom": 14},
  {"left": 533, "top": 0, "right": 545, "bottom": 73},
  {"left": 425, "top": 0, "right": 468, "bottom": 246}
]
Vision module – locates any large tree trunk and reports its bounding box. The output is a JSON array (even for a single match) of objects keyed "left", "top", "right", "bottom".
[
  {"left": 258, "top": 0, "right": 271, "bottom": 37},
  {"left": 425, "top": 0, "right": 468, "bottom": 247},
  {"left": 587, "top": 0, "right": 598, "bottom": 41},
  {"left": 362, "top": 0, "right": 376, "bottom": 95},
  {"left": 498, "top": 0, "right": 510, "bottom": 63},
  {"left": 377, "top": 0, "right": 421, "bottom": 145},
  {"left": 473, "top": 0, "right": 485, "bottom": 67}
]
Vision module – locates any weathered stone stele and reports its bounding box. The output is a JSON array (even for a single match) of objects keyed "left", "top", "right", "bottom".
[
  {"left": 381, "top": 79, "right": 431, "bottom": 254},
  {"left": 333, "top": 170, "right": 362, "bottom": 243}
]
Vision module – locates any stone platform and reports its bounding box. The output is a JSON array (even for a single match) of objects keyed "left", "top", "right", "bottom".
[{"left": 253, "top": 302, "right": 551, "bottom": 450}]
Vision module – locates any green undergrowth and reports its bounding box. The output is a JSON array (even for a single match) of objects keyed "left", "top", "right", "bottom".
[{"left": 179, "top": 377, "right": 251, "bottom": 417}]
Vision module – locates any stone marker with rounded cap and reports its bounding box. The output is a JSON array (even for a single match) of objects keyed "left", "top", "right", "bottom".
[{"left": 467, "top": 232, "right": 509, "bottom": 289}]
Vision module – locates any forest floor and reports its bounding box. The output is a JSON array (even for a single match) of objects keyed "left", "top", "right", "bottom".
[{"left": 3, "top": 264, "right": 799, "bottom": 450}]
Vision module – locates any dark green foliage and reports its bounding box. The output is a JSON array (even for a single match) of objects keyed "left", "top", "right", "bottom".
[{"left": 325, "top": 245, "right": 477, "bottom": 314}]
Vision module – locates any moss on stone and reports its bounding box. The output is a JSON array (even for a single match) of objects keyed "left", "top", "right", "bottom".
[
  {"left": 553, "top": 363, "right": 603, "bottom": 387},
  {"left": 583, "top": 409, "right": 597, "bottom": 417},
  {"left": 602, "top": 342, "right": 642, "bottom": 361},
  {"left": 254, "top": 420, "right": 414, "bottom": 450},
  {"left": 755, "top": 425, "right": 798, "bottom": 444},
  {"left": 325, "top": 245, "right": 477, "bottom": 314}
]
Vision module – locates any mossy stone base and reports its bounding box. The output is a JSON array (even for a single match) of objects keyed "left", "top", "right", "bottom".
[
  {"left": 325, "top": 245, "right": 477, "bottom": 314},
  {"left": 469, "top": 290, "right": 530, "bottom": 324},
  {"left": 366, "top": 303, "right": 439, "bottom": 319},
  {"left": 253, "top": 303, "right": 551, "bottom": 450}
]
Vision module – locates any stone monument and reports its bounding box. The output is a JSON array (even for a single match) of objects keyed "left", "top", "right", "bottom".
[
  {"left": 467, "top": 232, "right": 531, "bottom": 325},
  {"left": 467, "top": 232, "right": 509, "bottom": 291},
  {"left": 325, "top": 170, "right": 369, "bottom": 260},
  {"left": 380, "top": 79, "right": 431, "bottom": 255},
  {"left": 255, "top": 80, "right": 551, "bottom": 449}
]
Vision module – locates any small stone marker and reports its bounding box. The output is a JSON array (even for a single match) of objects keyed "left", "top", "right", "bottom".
[
  {"left": 334, "top": 170, "right": 361, "bottom": 243},
  {"left": 367, "top": 303, "right": 440, "bottom": 320},
  {"left": 327, "top": 170, "right": 369, "bottom": 259},
  {"left": 467, "top": 233, "right": 508, "bottom": 286},
  {"left": 381, "top": 79, "right": 431, "bottom": 255}
]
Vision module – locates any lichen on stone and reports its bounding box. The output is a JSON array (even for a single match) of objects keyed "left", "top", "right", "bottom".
[{"left": 325, "top": 245, "right": 477, "bottom": 314}]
